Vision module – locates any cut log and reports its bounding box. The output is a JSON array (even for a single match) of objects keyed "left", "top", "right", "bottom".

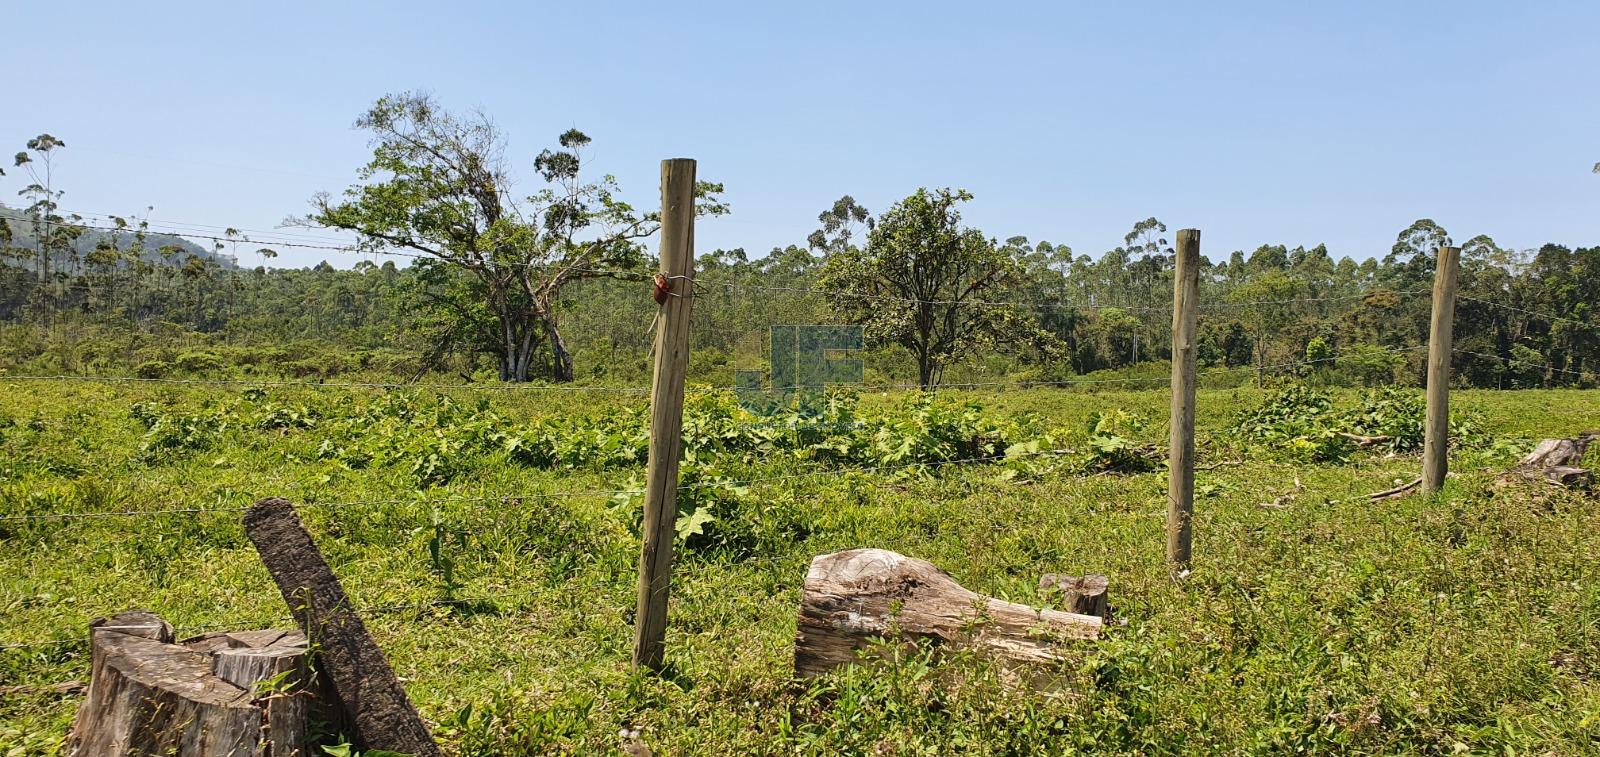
[
  {"left": 1037, "top": 574, "right": 1110, "bottom": 620},
  {"left": 65, "top": 611, "right": 309, "bottom": 757},
  {"left": 1518, "top": 434, "right": 1595, "bottom": 469},
  {"left": 793, "top": 549, "right": 1101, "bottom": 678},
  {"left": 244, "top": 497, "right": 441, "bottom": 757}
]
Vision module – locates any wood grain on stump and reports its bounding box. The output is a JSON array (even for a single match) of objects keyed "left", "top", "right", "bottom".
[{"left": 65, "top": 611, "right": 309, "bottom": 757}]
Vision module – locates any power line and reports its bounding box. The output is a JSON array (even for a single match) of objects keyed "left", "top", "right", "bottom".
[
  {"left": 56, "top": 208, "right": 356, "bottom": 246},
  {"left": 37, "top": 216, "right": 653, "bottom": 279},
  {"left": 36, "top": 219, "right": 357, "bottom": 255}
]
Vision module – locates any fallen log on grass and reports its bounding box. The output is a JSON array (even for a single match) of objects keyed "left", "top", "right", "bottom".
[
  {"left": 793, "top": 549, "right": 1101, "bottom": 678},
  {"left": 65, "top": 611, "right": 309, "bottom": 757}
]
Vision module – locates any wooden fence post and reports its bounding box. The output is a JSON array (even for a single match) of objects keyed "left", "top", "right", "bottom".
[
  {"left": 1423, "top": 245, "right": 1461, "bottom": 495},
  {"left": 1167, "top": 229, "right": 1200, "bottom": 570},
  {"left": 632, "top": 158, "right": 697, "bottom": 671}
]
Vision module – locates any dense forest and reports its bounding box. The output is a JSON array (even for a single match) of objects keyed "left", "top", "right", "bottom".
[{"left": 1, "top": 120, "right": 1594, "bottom": 390}]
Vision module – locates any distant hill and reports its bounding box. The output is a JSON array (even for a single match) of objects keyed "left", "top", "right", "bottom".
[{"left": 0, "top": 206, "right": 237, "bottom": 269}]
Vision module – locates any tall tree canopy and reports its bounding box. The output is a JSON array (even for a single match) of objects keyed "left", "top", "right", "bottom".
[
  {"left": 818, "top": 188, "right": 1057, "bottom": 388},
  {"left": 305, "top": 93, "right": 726, "bottom": 381}
]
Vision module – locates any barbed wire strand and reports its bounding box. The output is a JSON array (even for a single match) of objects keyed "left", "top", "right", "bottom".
[
  {"left": 0, "top": 446, "right": 1079, "bottom": 523},
  {"left": 0, "top": 374, "right": 653, "bottom": 393},
  {"left": 0, "top": 586, "right": 574, "bottom": 652},
  {"left": 1455, "top": 295, "right": 1600, "bottom": 333},
  {"left": 1452, "top": 348, "right": 1593, "bottom": 379},
  {"left": 0, "top": 341, "right": 1426, "bottom": 396},
  {"left": 0, "top": 489, "right": 635, "bottom": 523}
]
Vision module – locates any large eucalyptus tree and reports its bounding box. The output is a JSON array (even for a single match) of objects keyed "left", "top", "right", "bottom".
[{"left": 306, "top": 92, "right": 726, "bottom": 381}]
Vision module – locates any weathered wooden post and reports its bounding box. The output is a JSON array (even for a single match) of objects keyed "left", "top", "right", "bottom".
[
  {"left": 244, "top": 498, "right": 441, "bottom": 756},
  {"left": 632, "top": 158, "right": 697, "bottom": 671},
  {"left": 1423, "top": 245, "right": 1461, "bottom": 495},
  {"left": 1167, "top": 229, "right": 1200, "bottom": 570}
]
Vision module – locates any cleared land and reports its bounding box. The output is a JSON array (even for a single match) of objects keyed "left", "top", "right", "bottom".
[{"left": 1, "top": 384, "right": 1597, "bottom": 754}]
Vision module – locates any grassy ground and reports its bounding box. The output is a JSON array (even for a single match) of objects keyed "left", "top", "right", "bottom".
[{"left": 1, "top": 382, "right": 1597, "bottom": 754}]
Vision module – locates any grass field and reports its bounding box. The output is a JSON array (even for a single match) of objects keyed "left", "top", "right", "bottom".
[{"left": 1, "top": 382, "right": 1598, "bottom": 754}]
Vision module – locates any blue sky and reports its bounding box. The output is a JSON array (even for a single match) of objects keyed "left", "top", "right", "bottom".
[{"left": 4, "top": 1, "right": 1597, "bottom": 268}]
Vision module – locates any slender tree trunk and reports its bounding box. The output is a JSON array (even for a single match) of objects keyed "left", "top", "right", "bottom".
[
  {"left": 504, "top": 326, "right": 535, "bottom": 382},
  {"left": 500, "top": 317, "right": 518, "bottom": 382},
  {"left": 1255, "top": 334, "right": 1266, "bottom": 388},
  {"left": 516, "top": 325, "right": 537, "bottom": 382},
  {"left": 916, "top": 346, "right": 934, "bottom": 390},
  {"left": 547, "top": 319, "right": 574, "bottom": 383}
]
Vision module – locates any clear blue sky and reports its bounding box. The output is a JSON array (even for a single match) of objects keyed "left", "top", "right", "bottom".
[{"left": 5, "top": 1, "right": 1597, "bottom": 269}]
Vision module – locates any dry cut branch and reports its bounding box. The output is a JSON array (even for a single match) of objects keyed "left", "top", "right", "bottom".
[{"left": 1368, "top": 476, "right": 1422, "bottom": 501}]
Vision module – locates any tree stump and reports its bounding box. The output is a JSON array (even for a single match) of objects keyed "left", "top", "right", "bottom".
[
  {"left": 793, "top": 549, "right": 1102, "bottom": 678},
  {"left": 1037, "top": 573, "right": 1111, "bottom": 620},
  {"left": 1514, "top": 432, "right": 1600, "bottom": 488},
  {"left": 65, "top": 611, "right": 310, "bottom": 757}
]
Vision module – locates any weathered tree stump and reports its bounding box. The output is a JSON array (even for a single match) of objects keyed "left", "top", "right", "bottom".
[
  {"left": 65, "top": 611, "right": 309, "bottom": 757},
  {"left": 793, "top": 549, "right": 1102, "bottom": 678},
  {"left": 1038, "top": 573, "right": 1111, "bottom": 620},
  {"left": 1514, "top": 432, "right": 1599, "bottom": 488}
]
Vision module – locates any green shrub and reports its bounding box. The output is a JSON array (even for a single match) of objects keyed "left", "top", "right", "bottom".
[
  {"left": 1235, "top": 384, "right": 1492, "bottom": 461},
  {"left": 134, "top": 360, "right": 173, "bottom": 379},
  {"left": 1234, "top": 385, "right": 1352, "bottom": 462},
  {"left": 174, "top": 351, "right": 225, "bottom": 375},
  {"left": 1081, "top": 409, "right": 1158, "bottom": 472}
]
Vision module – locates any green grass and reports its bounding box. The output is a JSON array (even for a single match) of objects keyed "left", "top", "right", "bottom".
[{"left": 1, "top": 383, "right": 1598, "bottom": 754}]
